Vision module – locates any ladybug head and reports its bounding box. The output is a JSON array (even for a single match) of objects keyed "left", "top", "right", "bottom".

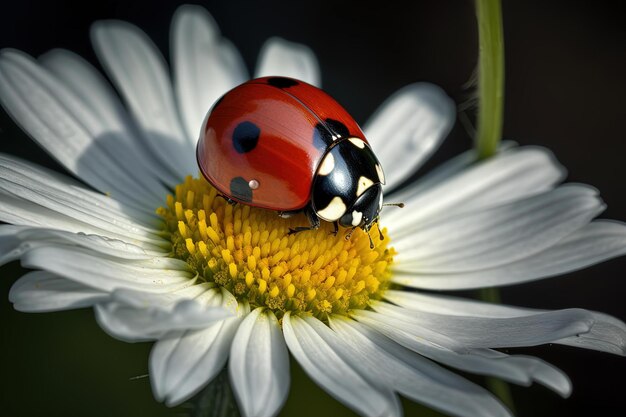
[{"left": 339, "top": 183, "right": 383, "bottom": 231}]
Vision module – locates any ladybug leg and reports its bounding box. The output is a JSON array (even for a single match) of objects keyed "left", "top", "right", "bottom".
[
  {"left": 374, "top": 218, "right": 384, "bottom": 240},
  {"left": 278, "top": 210, "right": 297, "bottom": 219},
  {"left": 287, "top": 206, "right": 320, "bottom": 235},
  {"left": 331, "top": 221, "right": 339, "bottom": 236},
  {"left": 344, "top": 226, "right": 358, "bottom": 241},
  {"left": 216, "top": 194, "right": 237, "bottom": 206}
]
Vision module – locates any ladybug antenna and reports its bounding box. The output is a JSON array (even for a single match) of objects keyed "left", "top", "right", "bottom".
[{"left": 383, "top": 202, "right": 405, "bottom": 208}]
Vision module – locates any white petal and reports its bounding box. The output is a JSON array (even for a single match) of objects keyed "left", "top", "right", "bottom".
[
  {"left": 368, "top": 301, "right": 594, "bottom": 349},
  {"left": 0, "top": 152, "right": 156, "bottom": 222},
  {"left": 21, "top": 246, "right": 192, "bottom": 293},
  {"left": 354, "top": 305, "right": 465, "bottom": 351},
  {"left": 0, "top": 154, "right": 163, "bottom": 242},
  {"left": 0, "top": 191, "right": 164, "bottom": 249},
  {"left": 0, "top": 193, "right": 164, "bottom": 250},
  {"left": 385, "top": 141, "right": 517, "bottom": 200},
  {"left": 393, "top": 220, "right": 626, "bottom": 289},
  {"left": 91, "top": 20, "right": 195, "bottom": 178},
  {"left": 468, "top": 349, "right": 572, "bottom": 397},
  {"left": 229, "top": 308, "right": 289, "bottom": 417},
  {"left": 384, "top": 291, "right": 625, "bottom": 357},
  {"left": 254, "top": 38, "right": 321, "bottom": 87},
  {"left": 0, "top": 194, "right": 163, "bottom": 250},
  {"left": 39, "top": 48, "right": 181, "bottom": 188},
  {"left": 157, "top": 318, "right": 240, "bottom": 406},
  {"left": 330, "top": 317, "right": 513, "bottom": 417},
  {"left": 393, "top": 185, "right": 604, "bottom": 272},
  {"left": 150, "top": 286, "right": 227, "bottom": 401},
  {"left": 382, "top": 291, "right": 578, "bottom": 394},
  {"left": 0, "top": 192, "right": 90, "bottom": 235},
  {"left": 364, "top": 83, "right": 455, "bottom": 190},
  {"left": 353, "top": 310, "right": 571, "bottom": 397},
  {"left": 283, "top": 313, "right": 401, "bottom": 417},
  {"left": 0, "top": 50, "right": 165, "bottom": 210},
  {"left": 385, "top": 146, "right": 566, "bottom": 230},
  {"left": 150, "top": 335, "right": 181, "bottom": 401},
  {"left": 468, "top": 350, "right": 573, "bottom": 398},
  {"left": 384, "top": 289, "right": 536, "bottom": 317},
  {"left": 95, "top": 288, "right": 232, "bottom": 342},
  {"left": 171, "top": 5, "right": 248, "bottom": 141},
  {"left": 110, "top": 284, "right": 220, "bottom": 310},
  {"left": 555, "top": 311, "right": 626, "bottom": 355},
  {"left": 9, "top": 271, "right": 108, "bottom": 312},
  {"left": 150, "top": 291, "right": 246, "bottom": 406},
  {"left": 0, "top": 225, "right": 160, "bottom": 267}
]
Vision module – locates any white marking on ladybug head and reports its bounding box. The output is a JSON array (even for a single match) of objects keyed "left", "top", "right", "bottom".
[
  {"left": 316, "top": 196, "right": 347, "bottom": 221},
  {"left": 375, "top": 164, "right": 385, "bottom": 184},
  {"left": 317, "top": 152, "right": 335, "bottom": 176},
  {"left": 248, "top": 179, "right": 259, "bottom": 189},
  {"left": 356, "top": 176, "right": 374, "bottom": 197},
  {"left": 351, "top": 210, "right": 363, "bottom": 226},
  {"left": 379, "top": 193, "right": 384, "bottom": 210},
  {"left": 348, "top": 137, "right": 366, "bottom": 149}
]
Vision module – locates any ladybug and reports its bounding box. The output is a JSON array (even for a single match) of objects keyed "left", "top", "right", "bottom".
[{"left": 196, "top": 76, "right": 393, "bottom": 244}]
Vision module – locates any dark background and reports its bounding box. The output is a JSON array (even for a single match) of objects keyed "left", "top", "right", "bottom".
[{"left": 0, "top": 0, "right": 625, "bottom": 416}]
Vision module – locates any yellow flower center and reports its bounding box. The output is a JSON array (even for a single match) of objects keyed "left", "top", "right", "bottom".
[{"left": 158, "top": 176, "right": 395, "bottom": 319}]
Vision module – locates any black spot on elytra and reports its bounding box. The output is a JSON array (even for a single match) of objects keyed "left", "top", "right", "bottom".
[
  {"left": 230, "top": 177, "right": 252, "bottom": 202},
  {"left": 325, "top": 118, "right": 350, "bottom": 139},
  {"left": 267, "top": 77, "right": 299, "bottom": 88},
  {"left": 232, "top": 121, "right": 260, "bottom": 153},
  {"left": 312, "top": 118, "right": 351, "bottom": 150},
  {"left": 313, "top": 123, "right": 333, "bottom": 149}
]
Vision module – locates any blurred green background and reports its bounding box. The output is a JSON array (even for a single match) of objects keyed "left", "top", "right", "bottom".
[{"left": 1, "top": 0, "right": 625, "bottom": 416}]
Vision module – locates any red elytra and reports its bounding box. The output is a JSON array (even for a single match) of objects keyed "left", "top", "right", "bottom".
[{"left": 196, "top": 76, "right": 367, "bottom": 211}]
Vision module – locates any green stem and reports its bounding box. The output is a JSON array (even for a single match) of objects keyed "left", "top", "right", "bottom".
[
  {"left": 478, "top": 287, "right": 501, "bottom": 304},
  {"left": 475, "top": 0, "right": 514, "bottom": 412},
  {"left": 485, "top": 375, "right": 516, "bottom": 413},
  {"left": 191, "top": 368, "right": 240, "bottom": 417},
  {"left": 475, "top": 0, "right": 505, "bottom": 159}
]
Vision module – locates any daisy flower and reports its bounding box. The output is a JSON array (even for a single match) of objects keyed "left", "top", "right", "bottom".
[{"left": 1, "top": 5, "right": 625, "bottom": 417}]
